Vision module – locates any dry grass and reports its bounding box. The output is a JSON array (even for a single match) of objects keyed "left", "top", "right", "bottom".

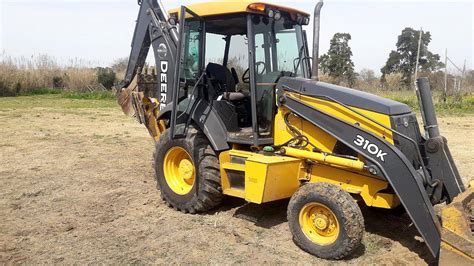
[
  {"left": 2, "top": 53, "right": 472, "bottom": 111},
  {"left": 323, "top": 70, "right": 474, "bottom": 97},
  {"left": 0, "top": 53, "right": 99, "bottom": 96}
]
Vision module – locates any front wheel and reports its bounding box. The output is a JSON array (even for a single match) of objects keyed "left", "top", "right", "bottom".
[
  {"left": 287, "top": 183, "right": 364, "bottom": 260},
  {"left": 154, "top": 126, "right": 223, "bottom": 213}
]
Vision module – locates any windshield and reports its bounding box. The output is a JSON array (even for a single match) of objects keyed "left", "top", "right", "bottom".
[
  {"left": 251, "top": 13, "right": 308, "bottom": 138},
  {"left": 252, "top": 14, "right": 308, "bottom": 81}
]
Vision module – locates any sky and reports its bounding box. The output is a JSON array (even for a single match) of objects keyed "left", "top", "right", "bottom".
[{"left": 1, "top": 0, "right": 473, "bottom": 74}]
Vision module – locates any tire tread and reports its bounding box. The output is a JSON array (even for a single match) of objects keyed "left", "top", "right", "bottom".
[
  {"left": 288, "top": 182, "right": 364, "bottom": 260},
  {"left": 154, "top": 126, "right": 223, "bottom": 213}
]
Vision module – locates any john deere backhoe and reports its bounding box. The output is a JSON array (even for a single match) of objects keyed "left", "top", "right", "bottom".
[{"left": 118, "top": 0, "right": 473, "bottom": 262}]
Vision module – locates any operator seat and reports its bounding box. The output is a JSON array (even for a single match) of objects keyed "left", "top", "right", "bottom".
[{"left": 206, "top": 63, "right": 247, "bottom": 101}]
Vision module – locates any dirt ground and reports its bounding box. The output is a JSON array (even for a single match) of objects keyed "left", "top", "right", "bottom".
[{"left": 0, "top": 95, "right": 472, "bottom": 264}]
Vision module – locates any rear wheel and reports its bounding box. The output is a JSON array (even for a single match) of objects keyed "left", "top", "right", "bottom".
[
  {"left": 154, "top": 126, "right": 223, "bottom": 213},
  {"left": 288, "top": 183, "right": 364, "bottom": 259}
]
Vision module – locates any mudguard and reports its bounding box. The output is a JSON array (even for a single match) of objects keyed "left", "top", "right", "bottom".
[
  {"left": 281, "top": 94, "right": 441, "bottom": 257},
  {"left": 190, "top": 99, "right": 230, "bottom": 151}
]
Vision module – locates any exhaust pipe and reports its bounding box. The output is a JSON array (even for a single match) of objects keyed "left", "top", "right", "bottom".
[
  {"left": 416, "top": 78, "right": 440, "bottom": 138},
  {"left": 311, "top": 0, "right": 324, "bottom": 80},
  {"left": 417, "top": 77, "right": 465, "bottom": 202}
]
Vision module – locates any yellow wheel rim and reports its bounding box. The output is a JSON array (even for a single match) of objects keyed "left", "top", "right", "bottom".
[
  {"left": 163, "top": 147, "right": 196, "bottom": 195},
  {"left": 299, "top": 202, "right": 340, "bottom": 245}
]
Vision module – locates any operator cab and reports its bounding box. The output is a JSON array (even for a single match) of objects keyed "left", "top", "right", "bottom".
[{"left": 169, "top": 2, "right": 311, "bottom": 145}]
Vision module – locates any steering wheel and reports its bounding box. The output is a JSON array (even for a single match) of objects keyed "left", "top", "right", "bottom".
[{"left": 242, "top": 61, "right": 266, "bottom": 83}]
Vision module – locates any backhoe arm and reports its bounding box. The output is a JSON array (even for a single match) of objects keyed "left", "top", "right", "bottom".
[
  {"left": 120, "top": 0, "right": 178, "bottom": 90},
  {"left": 118, "top": 0, "right": 180, "bottom": 141},
  {"left": 118, "top": 0, "right": 179, "bottom": 110}
]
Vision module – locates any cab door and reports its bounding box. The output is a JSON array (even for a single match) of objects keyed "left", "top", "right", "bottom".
[
  {"left": 247, "top": 14, "right": 275, "bottom": 146},
  {"left": 170, "top": 6, "right": 204, "bottom": 138}
]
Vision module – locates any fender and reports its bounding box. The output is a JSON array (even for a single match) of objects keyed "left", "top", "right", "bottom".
[
  {"left": 156, "top": 103, "right": 173, "bottom": 121},
  {"left": 189, "top": 99, "right": 230, "bottom": 151},
  {"left": 156, "top": 99, "right": 230, "bottom": 152}
]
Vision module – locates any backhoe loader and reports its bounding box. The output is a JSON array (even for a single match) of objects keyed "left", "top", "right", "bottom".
[{"left": 117, "top": 0, "right": 473, "bottom": 262}]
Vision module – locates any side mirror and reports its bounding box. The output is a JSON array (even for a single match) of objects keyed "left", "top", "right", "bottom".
[{"left": 137, "top": 0, "right": 143, "bottom": 5}]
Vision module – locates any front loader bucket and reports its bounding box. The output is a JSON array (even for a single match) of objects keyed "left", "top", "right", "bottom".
[{"left": 440, "top": 182, "right": 474, "bottom": 264}]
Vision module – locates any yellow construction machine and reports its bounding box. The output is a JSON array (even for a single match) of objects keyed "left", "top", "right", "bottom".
[{"left": 117, "top": 0, "right": 473, "bottom": 262}]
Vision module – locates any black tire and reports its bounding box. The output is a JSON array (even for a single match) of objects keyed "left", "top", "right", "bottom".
[
  {"left": 287, "top": 183, "right": 364, "bottom": 260},
  {"left": 154, "top": 126, "right": 223, "bottom": 213}
]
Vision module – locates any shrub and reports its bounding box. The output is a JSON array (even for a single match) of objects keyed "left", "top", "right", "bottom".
[
  {"left": 52, "top": 76, "right": 64, "bottom": 88},
  {"left": 111, "top": 57, "right": 129, "bottom": 80},
  {"left": 381, "top": 73, "right": 404, "bottom": 91},
  {"left": 97, "top": 67, "right": 116, "bottom": 89}
]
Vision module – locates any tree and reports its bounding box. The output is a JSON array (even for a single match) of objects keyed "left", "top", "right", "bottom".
[
  {"left": 466, "top": 70, "right": 474, "bottom": 85},
  {"left": 111, "top": 57, "right": 129, "bottom": 74},
  {"left": 357, "top": 68, "right": 378, "bottom": 90},
  {"left": 381, "top": 27, "right": 443, "bottom": 87},
  {"left": 319, "top": 33, "right": 357, "bottom": 87},
  {"left": 359, "top": 69, "right": 377, "bottom": 84}
]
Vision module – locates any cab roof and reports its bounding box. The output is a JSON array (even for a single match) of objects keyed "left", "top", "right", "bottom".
[{"left": 168, "top": 0, "right": 310, "bottom": 18}]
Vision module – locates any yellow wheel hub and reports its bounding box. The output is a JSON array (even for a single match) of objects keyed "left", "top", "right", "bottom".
[
  {"left": 163, "top": 147, "right": 196, "bottom": 195},
  {"left": 178, "top": 159, "right": 194, "bottom": 181},
  {"left": 314, "top": 214, "right": 329, "bottom": 230},
  {"left": 299, "top": 202, "right": 340, "bottom": 245}
]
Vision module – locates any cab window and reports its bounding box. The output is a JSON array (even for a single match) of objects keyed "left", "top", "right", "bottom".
[{"left": 181, "top": 19, "right": 202, "bottom": 81}]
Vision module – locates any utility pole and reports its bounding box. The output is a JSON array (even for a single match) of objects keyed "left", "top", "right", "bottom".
[
  {"left": 443, "top": 48, "right": 448, "bottom": 100},
  {"left": 414, "top": 28, "right": 423, "bottom": 83},
  {"left": 461, "top": 59, "right": 466, "bottom": 93},
  {"left": 453, "top": 76, "right": 457, "bottom": 93}
]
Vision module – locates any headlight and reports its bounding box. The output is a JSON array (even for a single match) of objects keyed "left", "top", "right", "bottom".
[
  {"left": 267, "top": 9, "right": 275, "bottom": 18},
  {"left": 303, "top": 16, "right": 310, "bottom": 25},
  {"left": 274, "top": 11, "right": 282, "bottom": 21}
]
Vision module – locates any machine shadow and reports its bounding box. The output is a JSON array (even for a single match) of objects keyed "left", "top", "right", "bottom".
[
  {"left": 232, "top": 199, "right": 289, "bottom": 229},
  {"left": 208, "top": 198, "right": 436, "bottom": 263},
  {"left": 229, "top": 198, "right": 367, "bottom": 260},
  {"left": 204, "top": 197, "right": 248, "bottom": 214},
  {"left": 361, "top": 206, "right": 436, "bottom": 264}
]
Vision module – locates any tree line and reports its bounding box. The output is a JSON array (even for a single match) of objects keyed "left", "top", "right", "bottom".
[{"left": 318, "top": 27, "right": 472, "bottom": 94}]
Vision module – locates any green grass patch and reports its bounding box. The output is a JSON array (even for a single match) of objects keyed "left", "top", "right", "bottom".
[
  {"left": 2, "top": 88, "right": 115, "bottom": 100},
  {"left": 0, "top": 94, "right": 117, "bottom": 109},
  {"left": 0, "top": 89, "right": 117, "bottom": 109},
  {"left": 0, "top": 88, "right": 472, "bottom": 115},
  {"left": 61, "top": 91, "right": 116, "bottom": 100},
  {"left": 19, "top": 87, "right": 62, "bottom": 96},
  {"left": 378, "top": 91, "right": 474, "bottom": 115}
]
